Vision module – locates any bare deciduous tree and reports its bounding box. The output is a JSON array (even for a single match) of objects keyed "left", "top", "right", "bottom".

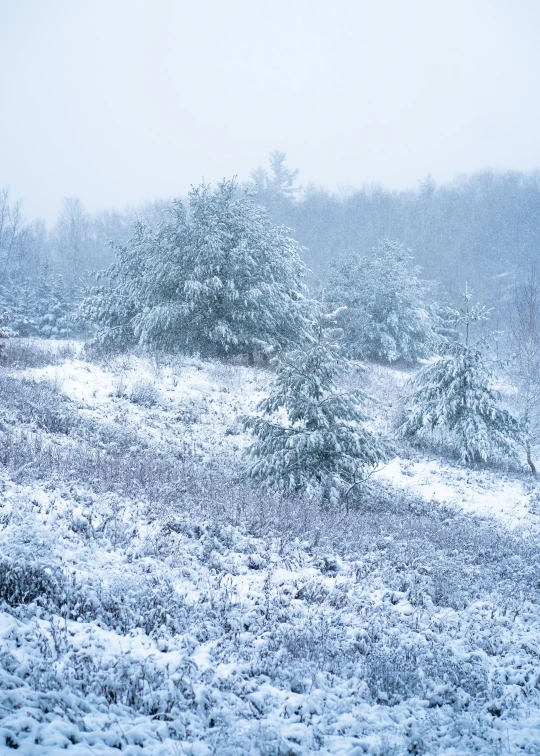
[
  {"left": 0, "top": 188, "right": 26, "bottom": 278},
  {"left": 53, "top": 197, "right": 91, "bottom": 286},
  {"left": 511, "top": 268, "right": 540, "bottom": 474}
]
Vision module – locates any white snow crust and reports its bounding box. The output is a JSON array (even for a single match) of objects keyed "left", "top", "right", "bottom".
[{"left": 0, "top": 345, "right": 539, "bottom": 754}]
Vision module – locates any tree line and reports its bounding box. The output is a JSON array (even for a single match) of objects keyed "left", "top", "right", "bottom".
[
  {"left": 252, "top": 152, "right": 540, "bottom": 313},
  {"left": 2, "top": 151, "right": 540, "bottom": 335}
]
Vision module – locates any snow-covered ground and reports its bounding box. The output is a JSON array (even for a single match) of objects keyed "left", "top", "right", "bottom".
[
  {"left": 25, "top": 351, "right": 269, "bottom": 457},
  {"left": 375, "top": 457, "right": 539, "bottom": 533},
  {"left": 1, "top": 343, "right": 539, "bottom": 754}
]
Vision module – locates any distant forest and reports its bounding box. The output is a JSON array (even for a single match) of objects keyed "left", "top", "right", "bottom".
[
  {"left": 251, "top": 154, "right": 540, "bottom": 316},
  {"left": 2, "top": 153, "right": 540, "bottom": 336}
]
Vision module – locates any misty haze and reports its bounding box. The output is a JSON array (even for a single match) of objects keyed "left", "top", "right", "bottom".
[{"left": 1, "top": 1, "right": 540, "bottom": 754}]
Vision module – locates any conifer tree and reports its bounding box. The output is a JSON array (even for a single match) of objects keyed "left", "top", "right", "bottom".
[
  {"left": 82, "top": 219, "right": 154, "bottom": 351},
  {"left": 243, "top": 307, "right": 384, "bottom": 505},
  {"left": 400, "top": 285, "right": 520, "bottom": 464},
  {"left": 329, "top": 239, "right": 435, "bottom": 363},
  {"left": 249, "top": 150, "right": 301, "bottom": 206},
  {"left": 85, "top": 179, "right": 310, "bottom": 358},
  {"left": 0, "top": 313, "right": 16, "bottom": 361},
  {"left": 0, "top": 269, "right": 79, "bottom": 338}
]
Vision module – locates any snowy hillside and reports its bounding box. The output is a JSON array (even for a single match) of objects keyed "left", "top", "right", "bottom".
[{"left": 1, "top": 341, "right": 540, "bottom": 754}]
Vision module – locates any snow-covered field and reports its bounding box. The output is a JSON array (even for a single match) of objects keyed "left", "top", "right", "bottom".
[{"left": 1, "top": 341, "right": 540, "bottom": 754}]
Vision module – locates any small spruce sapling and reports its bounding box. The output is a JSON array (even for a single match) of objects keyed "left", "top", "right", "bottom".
[
  {"left": 243, "top": 306, "right": 385, "bottom": 506},
  {"left": 0, "top": 269, "right": 80, "bottom": 338},
  {"left": 0, "top": 312, "right": 16, "bottom": 361},
  {"left": 399, "top": 285, "right": 520, "bottom": 465}
]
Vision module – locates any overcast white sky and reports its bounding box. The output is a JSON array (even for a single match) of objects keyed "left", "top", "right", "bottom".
[{"left": 1, "top": 0, "right": 540, "bottom": 223}]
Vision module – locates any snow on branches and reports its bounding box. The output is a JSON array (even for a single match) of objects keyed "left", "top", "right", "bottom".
[
  {"left": 400, "top": 287, "right": 520, "bottom": 465},
  {"left": 243, "top": 307, "right": 385, "bottom": 505},
  {"left": 329, "top": 239, "right": 436, "bottom": 363},
  {"left": 84, "top": 179, "right": 311, "bottom": 359},
  {"left": 0, "top": 312, "right": 16, "bottom": 361}
]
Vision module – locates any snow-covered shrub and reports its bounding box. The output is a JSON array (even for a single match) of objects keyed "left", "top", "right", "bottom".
[
  {"left": 2, "top": 337, "right": 76, "bottom": 368},
  {"left": 60, "top": 575, "right": 190, "bottom": 637},
  {"left": 17, "top": 620, "right": 197, "bottom": 720},
  {"left": 84, "top": 178, "right": 311, "bottom": 359},
  {"left": 244, "top": 308, "right": 385, "bottom": 504},
  {"left": 0, "top": 375, "right": 79, "bottom": 435},
  {"left": 362, "top": 642, "right": 487, "bottom": 706},
  {"left": 0, "top": 558, "right": 65, "bottom": 607},
  {"left": 129, "top": 379, "right": 159, "bottom": 407},
  {"left": 328, "top": 239, "right": 436, "bottom": 363},
  {"left": 1, "top": 403, "right": 227, "bottom": 510},
  {"left": 0, "top": 554, "right": 188, "bottom": 639}
]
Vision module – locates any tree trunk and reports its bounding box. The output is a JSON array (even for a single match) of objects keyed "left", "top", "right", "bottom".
[{"left": 526, "top": 441, "right": 537, "bottom": 474}]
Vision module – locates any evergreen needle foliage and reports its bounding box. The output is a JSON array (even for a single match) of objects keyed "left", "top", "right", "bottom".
[
  {"left": 0, "top": 312, "right": 16, "bottom": 361},
  {"left": 0, "top": 270, "right": 79, "bottom": 338},
  {"left": 84, "top": 179, "right": 310, "bottom": 358},
  {"left": 243, "top": 308, "right": 385, "bottom": 504},
  {"left": 329, "top": 238, "right": 436, "bottom": 363},
  {"left": 400, "top": 286, "right": 521, "bottom": 465}
]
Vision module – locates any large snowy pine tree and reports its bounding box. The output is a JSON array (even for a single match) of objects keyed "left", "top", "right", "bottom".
[
  {"left": 84, "top": 179, "right": 310, "bottom": 358},
  {"left": 400, "top": 286, "right": 521, "bottom": 465},
  {"left": 243, "top": 307, "right": 385, "bottom": 505},
  {"left": 329, "top": 239, "right": 435, "bottom": 363}
]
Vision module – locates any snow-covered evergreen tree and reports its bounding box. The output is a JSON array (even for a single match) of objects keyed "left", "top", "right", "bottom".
[
  {"left": 249, "top": 150, "right": 301, "bottom": 205},
  {"left": 243, "top": 307, "right": 385, "bottom": 505},
  {"left": 0, "top": 313, "right": 16, "bottom": 361},
  {"left": 329, "top": 239, "right": 435, "bottom": 363},
  {"left": 0, "top": 268, "right": 80, "bottom": 338},
  {"left": 81, "top": 219, "right": 154, "bottom": 351},
  {"left": 400, "top": 286, "right": 520, "bottom": 465},
  {"left": 85, "top": 179, "right": 310, "bottom": 358}
]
